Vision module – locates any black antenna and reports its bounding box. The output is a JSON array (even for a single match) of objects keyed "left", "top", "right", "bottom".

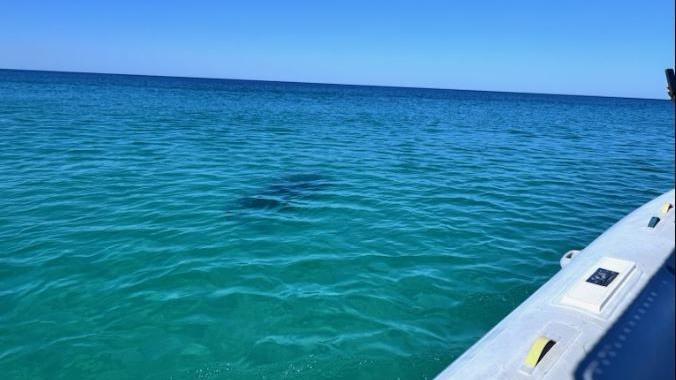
[{"left": 666, "top": 68, "right": 675, "bottom": 101}]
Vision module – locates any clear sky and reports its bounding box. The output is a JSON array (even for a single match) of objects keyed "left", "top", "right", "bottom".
[{"left": 1, "top": 0, "right": 674, "bottom": 98}]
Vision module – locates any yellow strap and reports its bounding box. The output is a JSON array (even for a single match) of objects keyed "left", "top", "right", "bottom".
[
  {"left": 660, "top": 202, "right": 673, "bottom": 215},
  {"left": 524, "top": 337, "right": 553, "bottom": 368}
]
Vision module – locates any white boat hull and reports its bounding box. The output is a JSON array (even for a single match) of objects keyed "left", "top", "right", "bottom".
[{"left": 435, "top": 189, "right": 675, "bottom": 380}]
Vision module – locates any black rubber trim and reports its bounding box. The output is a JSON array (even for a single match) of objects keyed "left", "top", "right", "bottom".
[{"left": 575, "top": 252, "right": 675, "bottom": 380}]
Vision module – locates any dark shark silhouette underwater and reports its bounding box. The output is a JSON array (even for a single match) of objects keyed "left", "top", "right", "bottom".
[{"left": 237, "top": 173, "right": 331, "bottom": 211}]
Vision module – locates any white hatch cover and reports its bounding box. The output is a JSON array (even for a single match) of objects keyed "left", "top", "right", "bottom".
[{"left": 561, "top": 257, "right": 635, "bottom": 313}]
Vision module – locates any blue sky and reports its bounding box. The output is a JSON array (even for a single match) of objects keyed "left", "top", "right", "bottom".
[{"left": 1, "top": 1, "right": 674, "bottom": 98}]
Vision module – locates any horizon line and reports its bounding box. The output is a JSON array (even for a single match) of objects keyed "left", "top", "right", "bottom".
[{"left": 0, "top": 67, "right": 669, "bottom": 101}]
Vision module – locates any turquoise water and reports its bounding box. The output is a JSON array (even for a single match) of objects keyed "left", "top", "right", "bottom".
[{"left": 0, "top": 69, "right": 673, "bottom": 379}]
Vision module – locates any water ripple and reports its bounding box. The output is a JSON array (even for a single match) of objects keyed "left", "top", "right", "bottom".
[{"left": 0, "top": 70, "right": 673, "bottom": 379}]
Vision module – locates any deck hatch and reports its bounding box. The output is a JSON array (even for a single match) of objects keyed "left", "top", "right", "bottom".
[{"left": 561, "top": 257, "right": 635, "bottom": 313}]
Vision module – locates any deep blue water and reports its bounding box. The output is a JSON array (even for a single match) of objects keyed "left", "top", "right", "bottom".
[{"left": 0, "top": 69, "right": 673, "bottom": 379}]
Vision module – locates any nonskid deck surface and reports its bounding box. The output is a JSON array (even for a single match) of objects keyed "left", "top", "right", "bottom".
[{"left": 435, "top": 190, "right": 676, "bottom": 380}]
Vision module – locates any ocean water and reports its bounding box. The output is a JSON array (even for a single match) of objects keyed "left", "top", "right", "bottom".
[{"left": 0, "top": 69, "right": 673, "bottom": 380}]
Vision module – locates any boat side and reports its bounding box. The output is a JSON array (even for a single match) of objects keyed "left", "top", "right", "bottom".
[{"left": 435, "top": 189, "right": 675, "bottom": 380}]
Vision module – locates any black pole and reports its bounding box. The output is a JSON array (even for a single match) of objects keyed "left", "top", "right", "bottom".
[{"left": 666, "top": 68, "right": 675, "bottom": 101}]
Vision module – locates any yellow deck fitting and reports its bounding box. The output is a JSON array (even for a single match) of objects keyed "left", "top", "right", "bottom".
[
  {"left": 524, "top": 337, "right": 556, "bottom": 368},
  {"left": 660, "top": 202, "right": 673, "bottom": 215}
]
